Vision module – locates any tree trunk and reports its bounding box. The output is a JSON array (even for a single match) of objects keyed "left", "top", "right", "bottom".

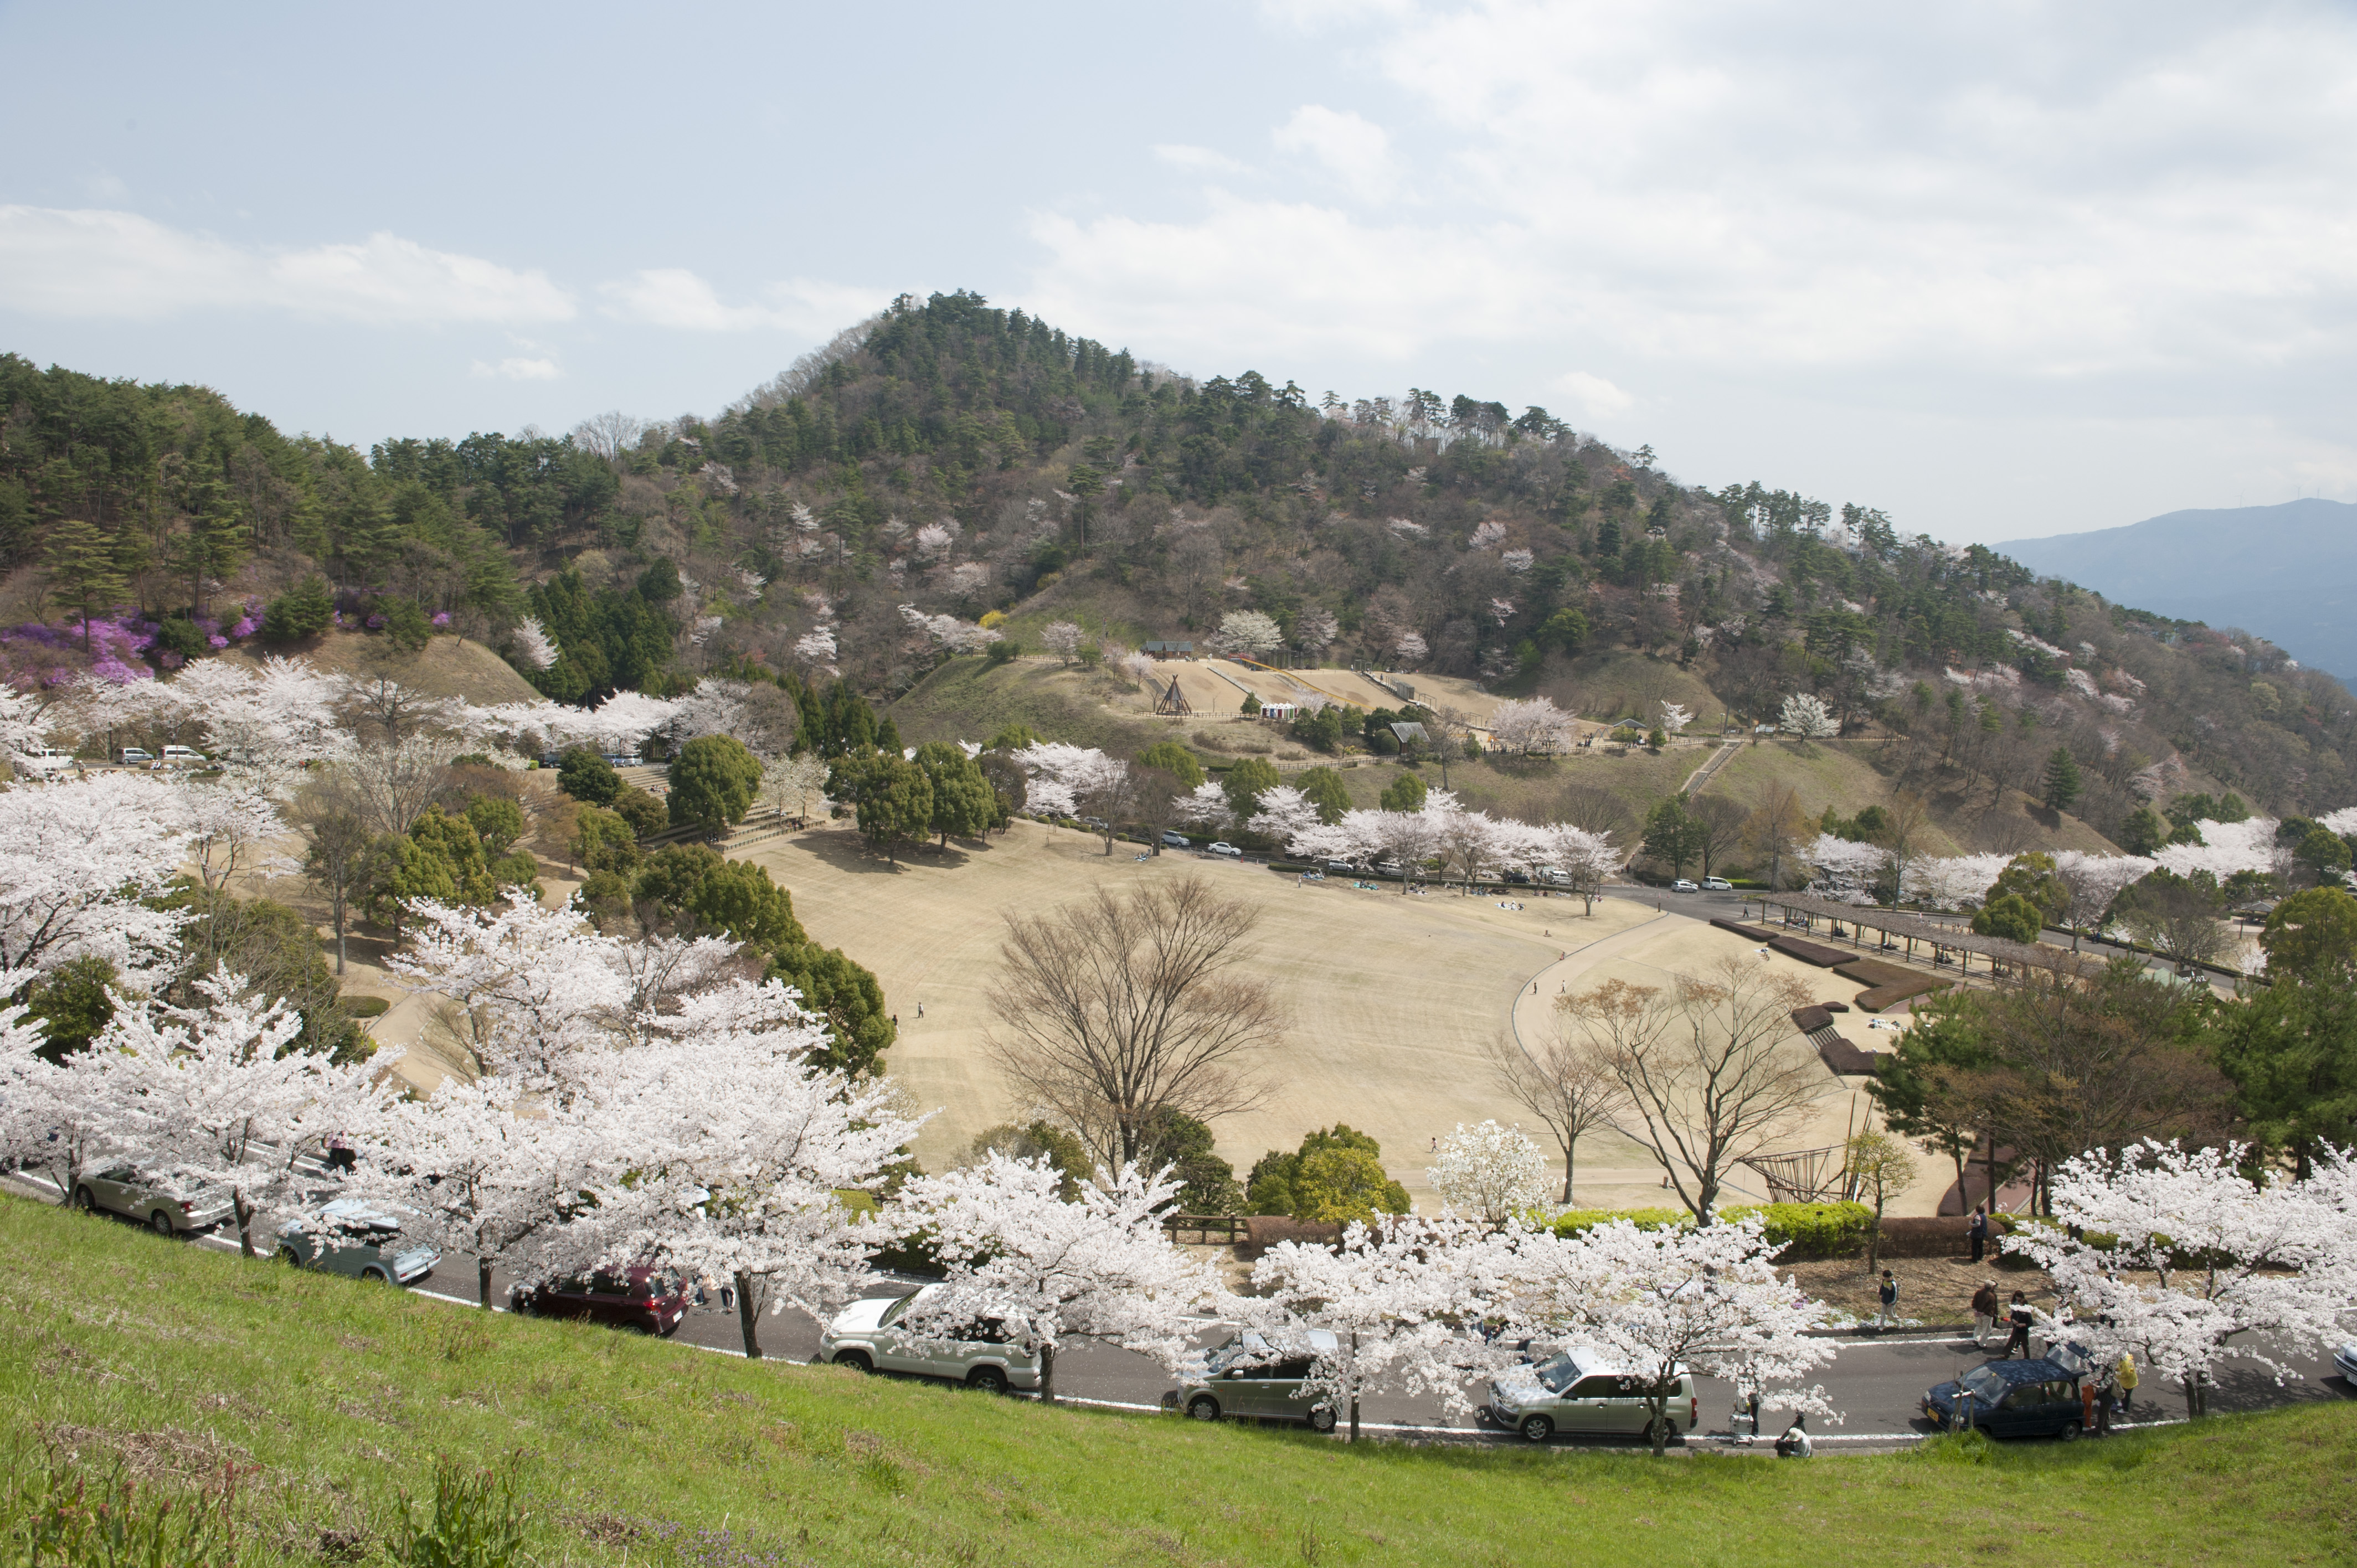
[
  {"left": 1561, "top": 1151, "right": 1575, "bottom": 1206},
  {"left": 1650, "top": 1390, "right": 1670, "bottom": 1457},
  {"left": 1038, "top": 1342, "right": 1056, "bottom": 1405},
  {"left": 478, "top": 1257, "right": 495, "bottom": 1308},
  {"left": 1349, "top": 1332, "right": 1361, "bottom": 1442},
  {"left": 233, "top": 1190, "right": 256, "bottom": 1257},
  {"left": 332, "top": 895, "right": 347, "bottom": 975},
  {"left": 735, "top": 1271, "right": 763, "bottom": 1359}
]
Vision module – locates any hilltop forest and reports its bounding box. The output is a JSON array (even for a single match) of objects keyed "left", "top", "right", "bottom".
[{"left": 4, "top": 290, "right": 2354, "bottom": 852}]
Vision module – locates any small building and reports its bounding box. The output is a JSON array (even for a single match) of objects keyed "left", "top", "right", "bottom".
[
  {"left": 1143, "top": 640, "right": 1195, "bottom": 657},
  {"left": 1258, "top": 702, "right": 1299, "bottom": 723},
  {"left": 1390, "top": 721, "right": 1428, "bottom": 746}
]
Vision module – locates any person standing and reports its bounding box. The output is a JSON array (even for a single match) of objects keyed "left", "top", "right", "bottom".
[
  {"left": 1967, "top": 1205, "right": 1988, "bottom": 1264},
  {"left": 2003, "top": 1291, "right": 2034, "bottom": 1359},
  {"left": 1876, "top": 1270, "right": 1899, "bottom": 1327},
  {"left": 2116, "top": 1351, "right": 2138, "bottom": 1418},
  {"left": 1970, "top": 1280, "right": 1999, "bottom": 1348},
  {"left": 719, "top": 1278, "right": 735, "bottom": 1312}
]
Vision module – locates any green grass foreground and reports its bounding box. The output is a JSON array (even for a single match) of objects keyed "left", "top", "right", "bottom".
[{"left": 2, "top": 1195, "right": 2350, "bottom": 1566}]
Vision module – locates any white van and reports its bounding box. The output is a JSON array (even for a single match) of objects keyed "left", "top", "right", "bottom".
[
  {"left": 16, "top": 746, "right": 75, "bottom": 776},
  {"left": 161, "top": 745, "right": 208, "bottom": 766}
]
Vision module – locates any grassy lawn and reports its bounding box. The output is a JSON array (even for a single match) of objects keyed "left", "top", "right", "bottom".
[{"left": 5, "top": 1198, "right": 2351, "bottom": 1566}]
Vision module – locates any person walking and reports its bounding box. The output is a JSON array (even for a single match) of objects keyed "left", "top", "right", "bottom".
[
  {"left": 1967, "top": 1205, "right": 1988, "bottom": 1263},
  {"left": 2116, "top": 1351, "right": 2139, "bottom": 1419},
  {"left": 1876, "top": 1270, "right": 1899, "bottom": 1328},
  {"left": 2003, "top": 1291, "right": 2034, "bottom": 1359},
  {"left": 1970, "top": 1280, "right": 1999, "bottom": 1349}
]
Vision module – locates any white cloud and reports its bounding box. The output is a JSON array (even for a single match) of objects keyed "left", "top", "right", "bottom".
[
  {"left": 1028, "top": 192, "right": 1543, "bottom": 363},
  {"left": 472, "top": 356, "right": 560, "bottom": 380},
  {"left": 0, "top": 206, "right": 575, "bottom": 323},
  {"left": 1154, "top": 144, "right": 1248, "bottom": 174},
  {"left": 1555, "top": 371, "right": 1633, "bottom": 417},
  {"left": 597, "top": 269, "right": 893, "bottom": 332},
  {"left": 1272, "top": 105, "right": 1394, "bottom": 201}
]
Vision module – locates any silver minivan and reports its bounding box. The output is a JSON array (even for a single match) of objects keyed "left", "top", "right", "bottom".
[
  {"left": 1484, "top": 1350, "right": 1697, "bottom": 1443},
  {"left": 1166, "top": 1329, "right": 1341, "bottom": 1431},
  {"left": 819, "top": 1285, "right": 1041, "bottom": 1394}
]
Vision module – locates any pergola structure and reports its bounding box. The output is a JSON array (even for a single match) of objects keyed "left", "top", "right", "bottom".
[{"left": 1746, "top": 891, "right": 2070, "bottom": 979}]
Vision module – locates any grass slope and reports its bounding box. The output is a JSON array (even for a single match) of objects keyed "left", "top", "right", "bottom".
[
  {"left": 5, "top": 1198, "right": 2351, "bottom": 1567},
  {"left": 890, "top": 656, "right": 1176, "bottom": 755},
  {"left": 219, "top": 627, "right": 542, "bottom": 707}
]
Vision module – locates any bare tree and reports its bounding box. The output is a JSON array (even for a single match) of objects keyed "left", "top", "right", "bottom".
[
  {"left": 570, "top": 410, "right": 648, "bottom": 461},
  {"left": 1486, "top": 1029, "right": 1631, "bottom": 1204},
  {"left": 1126, "top": 764, "right": 1182, "bottom": 855},
  {"left": 1566, "top": 960, "right": 1821, "bottom": 1217},
  {"left": 294, "top": 777, "right": 379, "bottom": 976},
  {"left": 1425, "top": 704, "right": 1474, "bottom": 789},
  {"left": 344, "top": 675, "right": 458, "bottom": 745},
  {"left": 986, "top": 876, "right": 1286, "bottom": 1170},
  {"left": 341, "top": 737, "right": 454, "bottom": 838},
  {"left": 1686, "top": 795, "right": 1748, "bottom": 882},
  {"left": 1876, "top": 788, "right": 1933, "bottom": 902},
  {"left": 1742, "top": 782, "right": 1811, "bottom": 892}
]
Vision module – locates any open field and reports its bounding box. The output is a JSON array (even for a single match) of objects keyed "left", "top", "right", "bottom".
[
  {"left": 6, "top": 1196, "right": 2352, "bottom": 1568},
  {"left": 738, "top": 819, "right": 1933, "bottom": 1213}
]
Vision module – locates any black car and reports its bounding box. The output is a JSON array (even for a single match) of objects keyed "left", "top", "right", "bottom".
[{"left": 1924, "top": 1358, "right": 2086, "bottom": 1440}]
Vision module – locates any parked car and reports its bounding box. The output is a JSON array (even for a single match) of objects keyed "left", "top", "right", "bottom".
[
  {"left": 510, "top": 1265, "right": 687, "bottom": 1334},
  {"left": 1671, "top": 878, "right": 1699, "bottom": 893},
  {"left": 73, "top": 1160, "right": 234, "bottom": 1235},
  {"left": 2334, "top": 1342, "right": 2357, "bottom": 1384},
  {"left": 117, "top": 747, "right": 154, "bottom": 765},
  {"left": 1536, "top": 866, "right": 1570, "bottom": 885},
  {"left": 1207, "top": 842, "right": 1243, "bottom": 858},
  {"left": 1922, "top": 1358, "right": 2086, "bottom": 1440},
  {"left": 276, "top": 1198, "right": 440, "bottom": 1285},
  {"left": 1703, "top": 876, "right": 1734, "bottom": 891},
  {"left": 819, "top": 1286, "right": 1041, "bottom": 1394},
  {"left": 160, "top": 745, "right": 208, "bottom": 766},
  {"left": 1376, "top": 859, "right": 1403, "bottom": 876},
  {"left": 1161, "top": 831, "right": 1192, "bottom": 848},
  {"left": 16, "top": 746, "right": 76, "bottom": 776},
  {"left": 1482, "top": 1350, "right": 1697, "bottom": 1443},
  {"left": 1502, "top": 868, "right": 1531, "bottom": 884},
  {"left": 1166, "top": 1330, "right": 1340, "bottom": 1430},
  {"left": 1322, "top": 859, "right": 1356, "bottom": 875}
]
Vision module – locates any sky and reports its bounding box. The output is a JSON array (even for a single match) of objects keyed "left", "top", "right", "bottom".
[{"left": 4, "top": 0, "right": 2355, "bottom": 544}]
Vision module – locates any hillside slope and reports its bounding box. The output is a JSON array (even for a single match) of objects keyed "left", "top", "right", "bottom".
[
  {"left": 1998, "top": 497, "right": 2357, "bottom": 678},
  {"left": 6, "top": 1195, "right": 2350, "bottom": 1566}
]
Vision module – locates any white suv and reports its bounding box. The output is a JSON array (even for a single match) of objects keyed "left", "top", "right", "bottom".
[{"left": 819, "top": 1286, "right": 1041, "bottom": 1394}]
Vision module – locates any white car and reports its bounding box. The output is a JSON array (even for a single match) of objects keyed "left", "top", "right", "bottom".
[
  {"left": 117, "top": 747, "right": 154, "bottom": 765},
  {"left": 1484, "top": 1350, "right": 1698, "bottom": 1443},
  {"left": 161, "top": 745, "right": 208, "bottom": 766},
  {"left": 1671, "top": 878, "right": 1699, "bottom": 893},
  {"left": 16, "top": 746, "right": 75, "bottom": 776},
  {"left": 819, "top": 1286, "right": 1041, "bottom": 1394},
  {"left": 1207, "top": 842, "right": 1244, "bottom": 858},
  {"left": 1703, "top": 876, "right": 1734, "bottom": 891},
  {"left": 2334, "top": 1342, "right": 2357, "bottom": 1384}
]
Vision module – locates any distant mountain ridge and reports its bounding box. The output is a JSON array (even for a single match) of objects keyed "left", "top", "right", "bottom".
[{"left": 1996, "top": 498, "right": 2357, "bottom": 677}]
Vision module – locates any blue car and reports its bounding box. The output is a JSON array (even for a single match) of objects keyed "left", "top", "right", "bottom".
[{"left": 1923, "top": 1358, "right": 2087, "bottom": 1441}]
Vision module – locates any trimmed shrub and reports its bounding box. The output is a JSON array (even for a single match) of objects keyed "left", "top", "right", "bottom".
[
  {"left": 1548, "top": 1206, "right": 1689, "bottom": 1238},
  {"left": 1722, "top": 1200, "right": 1876, "bottom": 1258}
]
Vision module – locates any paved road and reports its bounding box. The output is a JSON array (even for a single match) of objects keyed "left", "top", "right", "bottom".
[{"left": 14, "top": 1173, "right": 2348, "bottom": 1450}]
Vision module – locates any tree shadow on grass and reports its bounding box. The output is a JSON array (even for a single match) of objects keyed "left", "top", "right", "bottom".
[{"left": 790, "top": 831, "right": 989, "bottom": 876}]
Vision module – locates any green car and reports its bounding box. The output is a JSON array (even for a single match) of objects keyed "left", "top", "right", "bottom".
[
  {"left": 1164, "top": 1330, "right": 1341, "bottom": 1431},
  {"left": 1483, "top": 1350, "right": 1697, "bottom": 1443},
  {"left": 276, "top": 1199, "right": 440, "bottom": 1286}
]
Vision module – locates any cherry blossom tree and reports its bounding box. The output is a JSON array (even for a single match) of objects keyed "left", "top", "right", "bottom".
[
  {"left": 1489, "top": 697, "right": 1573, "bottom": 756},
  {"left": 1808, "top": 834, "right": 1886, "bottom": 902},
  {"left": 1541, "top": 824, "right": 1620, "bottom": 916},
  {"left": 1247, "top": 785, "right": 1322, "bottom": 850},
  {"left": 2004, "top": 1140, "right": 2356, "bottom": 1419},
  {"left": 181, "top": 777, "right": 290, "bottom": 894},
  {"left": 1427, "top": 796, "right": 1499, "bottom": 890},
  {"left": 1903, "top": 853, "right": 2011, "bottom": 911},
  {"left": 1659, "top": 702, "right": 1693, "bottom": 737},
  {"left": 1428, "top": 1121, "right": 1550, "bottom": 1226},
  {"left": 756, "top": 752, "right": 830, "bottom": 822},
  {"left": 165, "top": 655, "right": 353, "bottom": 783},
  {"left": 1, "top": 989, "right": 130, "bottom": 1203},
  {"left": 104, "top": 966, "right": 405, "bottom": 1255},
  {"left": 1211, "top": 611, "right": 1285, "bottom": 661},
  {"left": 1248, "top": 1214, "right": 1520, "bottom": 1441},
  {"left": 1173, "top": 780, "right": 1233, "bottom": 834},
  {"left": 562, "top": 981, "right": 929, "bottom": 1354},
  {"left": 1779, "top": 693, "right": 1839, "bottom": 740},
  {"left": 363, "top": 1073, "right": 613, "bottom": 1307},
  {"left": 1505, "top": 1214, "right": 1840, "bottom": 1454},
  {"left": 2049, "top": 852, "right": 2158, "bottom": 948},
  {"left": 1393, "top": 631, "right": 1428, "bottom": 667},
  {"left": 794, "top": 626, "right": 839, "bottom": 667},
  {"left": 511, "top": 616, "right": 560, "bottom": 672},
  {"left": 887, "top": 1153, "right": 1220, "bottom": 1402},
  {"left": 2156, "top": 817, "right": 2285, "bottom": 882},
  {"left": 899, "top": 603, "right": 1001, "bottom": 656},
  {"left": 0, "top": 772, "right": 191, "bottom": 987},
  {"left": 1296, "top": 607, "right": 1339, "bottom": 654},
  {"left": 389, "top": 894, "right": 636, "bottom": 1091},
  {"left": 1041, "top": 621, "right": 1085, "bottom": 666}
]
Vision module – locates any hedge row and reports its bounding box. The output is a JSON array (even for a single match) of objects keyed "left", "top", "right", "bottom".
[{"left": 1546, "top": 1200, "right": 1879, "bottom": 1259}]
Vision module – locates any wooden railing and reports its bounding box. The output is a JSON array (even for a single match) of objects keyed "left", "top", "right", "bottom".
[{"left": 1160, "top": 1214, "right": 1247, "bottom": 1245}]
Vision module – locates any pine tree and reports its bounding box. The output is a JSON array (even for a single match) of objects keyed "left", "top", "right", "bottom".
[
  {"left": 43, "top": 516, "right": 126, "bottom": 650},
  {"left": 2041, "top": 746, "right": 2083, "bottom": 813}
]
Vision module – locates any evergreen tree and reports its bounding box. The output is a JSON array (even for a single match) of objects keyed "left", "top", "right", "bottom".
[
  {"left": 43, "top": 517, "right": 125, "bottom": 649},
  {"left": 913, "top": 741, "right": 994, "bottom": 847},
  {"left": 667, "top": 735, "right": 764, "bottom": 838},
  {"left": 2040, "top": 746, "right": 2083, "bottom": 812},
  {"left": 265, "top": 575, "right": 334, "bottom": 642}
]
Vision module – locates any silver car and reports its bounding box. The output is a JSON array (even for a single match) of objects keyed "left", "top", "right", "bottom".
[
  {"left": 819, "top": 1286, "right": 1041, "bottom": 1394},
  {"left": 73, "top": 1161, "right": 234, "bottom": 1235},
  {"left": 2334, "top": 1343, "right": 2357, "bottom": 1385},
  {"left": 1166, "top": 1329, "right": 1341, "bottom": 1431},
  {"left": 276, "top": 1198, "right": 440, "bottom": 1285},
  {"left": 1484, "top": 1350, "right": 1697, "bottom": 1443}
]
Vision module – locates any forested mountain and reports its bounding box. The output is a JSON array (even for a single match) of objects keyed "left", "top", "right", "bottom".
[
  {"left": 5, "top": 290, "right": 2355, "bottom": 848},
  {"left": 1999, "top": 498, "right": 2357, "bottom": 681}
]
